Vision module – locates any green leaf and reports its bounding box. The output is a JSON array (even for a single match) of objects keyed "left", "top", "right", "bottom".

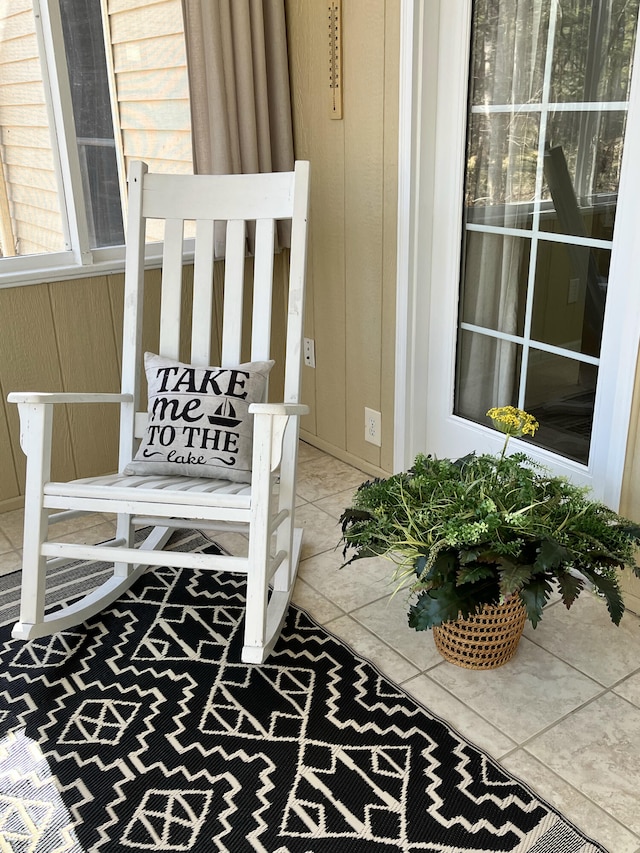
[
  {"left": 408, "top": 580, "right": 500, "bottom": 630},
  {"left": 413, "top": 554, "right": 428, "bottom": 578},
  {"left": 498, "top": 562, "right": 535, "bottom": 596},
  {"left": 554, "top": 571, "right": 584, "bottom": 610},
  {"left": 520, "top": 577, "right": 553, "bottom": 628},
  {"left": 459, "top": 549, "right": 482, "bottom": 565},
  {"left": 408, "top": 584, "right": 465, "bottom": 629},
  {"left": 424, "top": 549, "right": 459, "bottom": 583},
  {"left": 534, "top": 538, "right": 571, "bottom": 571},
  {"left": 618, "top": 521, "right": 640, "bottom": 543},
  {"left": 456, "top": 564, "right": 496, "bottom": 586},
  {"left": 339, "top": 507, "right": 374, "bottom": 531},
  {"left": 585, "top": 572, "right": 625, "bottom": 626}
]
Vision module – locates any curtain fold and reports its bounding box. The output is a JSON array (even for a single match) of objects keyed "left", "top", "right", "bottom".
[{"left": 182, "top": 0, "right": 294, "bottom": 251}]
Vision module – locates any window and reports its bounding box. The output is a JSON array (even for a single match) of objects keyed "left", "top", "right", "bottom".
[
  {"left": 59, "top": 0, "right": 123, "bottom": 248},
  {"left": 0, "top": 0, "right": 192, "bottom": 283}
]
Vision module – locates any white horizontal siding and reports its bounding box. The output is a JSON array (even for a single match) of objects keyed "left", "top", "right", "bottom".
[
  {"left": 104, "top": 0, "right": 192, "bottom": 241},
  {"left": 0, "top": 4, "right": 64, "bottom": 255}
]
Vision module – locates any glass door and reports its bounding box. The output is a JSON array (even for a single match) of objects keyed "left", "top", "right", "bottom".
[
  {"left": 456, "top": 0, "right": 639, "bottom": 465},
  {"left": 396, "top": 0, "right": 640, "bottom": 506}
]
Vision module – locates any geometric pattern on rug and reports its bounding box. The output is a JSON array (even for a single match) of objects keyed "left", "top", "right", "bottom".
[{"left": 0, "top": 531, "right": 607, "bottom": 852}]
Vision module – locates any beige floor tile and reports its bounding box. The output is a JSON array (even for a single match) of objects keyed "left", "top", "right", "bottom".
[
  {"left": 351, "top": 590, "right": 446, "bottom": 671},
  {"left": 0, "top": 529, "right": 13, "bottom": 555},
  {"left": 523, "top": 593, "right": 640, "bottom": 686},
  {"left": 297, "top": 441, "right": 326, "bottom": 464},
  {"left": 525, "top": 692, "right": 640, "bottom": 836},
  {"left": 500, "top": 749, "right": 640, "bottom": 853},
  {"left": 0, "top": 508, "right": 25, "bottom": 549},
  {"left": 0, "top": 550, "right": 22, "bottom": 576},
  {"left": 296, "top": 455, "right": 367, "bottom": 503},
  {"left": 326, "top": 614, "right": 421, "bottom": 682},
  {"left": 613, "top": 671, "right": 640, "bottom": 707},
  {"left": 295, "top": 503, "right": 344, "bottom": 560},
  {"left": 47, "top": 512, "right": 109, "bottom": 538},
  {"left": 427, "top": 636, "right": 603, "bottom": 743},
  {"left": 198, "top": 530, "right": 249, "bottom": 557},
  {"left": 402, "top": 673, "right": 517, "bottom": 758},
  {"left": 292, "top": 577, "right": 344, "bottom": 624},
  {"left": 1, "top": 510, "right": 119, "bottom": 551},
  {"left": 313, "top": 487, "right": 362, "bottom": 521},
  {"left": 298, "top": 549, "right": 391, "bottom": 612},
  {"left": 57, "top": 521, "right": 117, "bottom": 546}
]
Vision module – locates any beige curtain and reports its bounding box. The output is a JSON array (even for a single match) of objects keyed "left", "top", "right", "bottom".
[
  {"left": 182, "top": 0, "right": 294, "bottom": 250},
  {"left": 182, "top": 0, "right": 293, "bottom": 175}
]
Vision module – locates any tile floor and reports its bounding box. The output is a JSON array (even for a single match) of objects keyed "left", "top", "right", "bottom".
[{"left": 1, "top": 441, "right": 639, "bottom": 852}]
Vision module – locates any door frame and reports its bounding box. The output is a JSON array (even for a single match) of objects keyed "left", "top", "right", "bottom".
[{"left": 395, "top": 0, "right": 640, "bottom": 508}]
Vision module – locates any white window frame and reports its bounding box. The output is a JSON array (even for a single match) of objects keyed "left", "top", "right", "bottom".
[
  {"left": 0, "top": 0, "right": 185, "bottom": 289},
  {"left": 395, "top": 0, "right": 640, "bottom": 509}
]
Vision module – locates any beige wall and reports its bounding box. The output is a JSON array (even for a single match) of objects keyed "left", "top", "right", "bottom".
[
  {"left": 620, "top": 358, "right": 640, "bottom": 611},
  {"left": 286, "top": 0, "right": 399, "bottom": 475}
]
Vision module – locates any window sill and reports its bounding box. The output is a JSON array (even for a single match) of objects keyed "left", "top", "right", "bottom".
[{"left": 0, "top": 242, "right": 195, "bottom": 289}]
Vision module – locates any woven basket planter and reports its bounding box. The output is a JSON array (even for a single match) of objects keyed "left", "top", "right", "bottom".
[{"left": 432, "top": 597, "right": 527, "bottom": 670}]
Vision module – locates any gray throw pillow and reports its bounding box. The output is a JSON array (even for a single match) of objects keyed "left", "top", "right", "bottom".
[{"left": 124, "top": 352, "right": 274, "bottom": 483}]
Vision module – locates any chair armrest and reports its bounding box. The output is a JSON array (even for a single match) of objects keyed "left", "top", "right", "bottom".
[
  {"left": 248, "top": 403, "right": 309, "bottom": 417},
  {"left": 249, "top": 402, "right": 309, "bottom": 475},
  {"left": 8, "top": 392, "right": 133, "bottom": 405}
]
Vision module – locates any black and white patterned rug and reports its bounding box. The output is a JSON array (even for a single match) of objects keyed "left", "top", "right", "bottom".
[{"left": 0, "top": 530, "right": 606, "bottom": 852}]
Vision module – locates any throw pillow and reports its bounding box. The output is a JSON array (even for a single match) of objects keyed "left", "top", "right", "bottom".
[{"left": 124, "top": 352, "right": 274, "bottom": 483}]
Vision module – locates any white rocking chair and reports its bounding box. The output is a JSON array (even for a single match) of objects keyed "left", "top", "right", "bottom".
[{"left": 8, "top": 160, "right": 310, "bottom": 664}]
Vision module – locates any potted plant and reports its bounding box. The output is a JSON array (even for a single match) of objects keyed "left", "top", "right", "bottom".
[{"left": 340, "top": 407, "right": 640, "bottom": 669}]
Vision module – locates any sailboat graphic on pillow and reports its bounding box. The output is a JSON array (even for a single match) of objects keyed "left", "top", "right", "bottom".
[{"left": 207, "top": 400, "right": 242, "bottom": 429}]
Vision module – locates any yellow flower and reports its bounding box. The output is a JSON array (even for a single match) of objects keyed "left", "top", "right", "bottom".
[{"left": 486, "top": 406, "right": 539, "bottom": 438}]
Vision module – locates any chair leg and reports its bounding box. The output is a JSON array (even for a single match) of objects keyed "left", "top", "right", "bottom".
[
  {"left": 15, "top": 508, "right": 49, "bottom": 636},
  {"left": 243, "top": 513, "right": 271, "bottom": 663},
  {"left": 114, "top": 513, "right": 135, "bottom": 578},
  {"left": 14, "top": 403, "right": 53, "bottom": 636},
  {"left": 242, "top": 510, "right": 302, "bottom": 664}
]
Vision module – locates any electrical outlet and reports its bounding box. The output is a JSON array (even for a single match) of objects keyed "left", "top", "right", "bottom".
[
  {"left": 304, "top": 337, "right": 315, "bottom": 368},
  {"left": 364, "top": 407, "right": 382, "bottom": 447}
]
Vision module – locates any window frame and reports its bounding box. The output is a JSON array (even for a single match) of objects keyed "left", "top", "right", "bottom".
[{"left": 0, "top": 0, "right": 186, "bottom": 289}]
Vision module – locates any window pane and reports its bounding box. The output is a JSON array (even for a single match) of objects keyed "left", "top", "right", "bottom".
[
  {"left": 465, "top": 113, "right": 539, "bottom": 228},
  {"left": 540, "top": 110, "right": 627, "bottom": 237},
  {"left": 531, "top": 241, "right": 609, "bottom": 358},
  {"left": 455, "top": 329, "right": 521, "bottom": 423},
  {"left": 470, "top": 0, "right": 551, "bottom": 106},
  {"left": 0, "top": 3, "right": 66, "bottom": 256},
  {"left": 460, "top": 232, "right": 530, "bottom": 335},
  {"left": 550, "top": 1, "right": 639, "bottom": 103},
  {"left": 59, "top": 0, "right": 123, "bottom": 248},
  {"left": 524, "top": 350, "right": 596, "bottom": 464}
]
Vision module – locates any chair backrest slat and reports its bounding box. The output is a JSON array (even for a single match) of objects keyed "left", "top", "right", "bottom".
[
  {"left": 251, "top": 218, "right": 275, "bottom": 362},
  {"left": 190, "top": 218, "right": 216, "bottom": 366},
  {"left": 220, "top": 219, "right": 246, "bottom": 367},
  {"left": 159, "top": 218, "right": 185, "bottom": 360}
]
